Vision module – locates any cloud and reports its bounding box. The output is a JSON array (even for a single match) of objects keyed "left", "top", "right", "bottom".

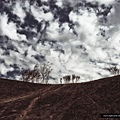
[
  {"left": 0, "top": 13, "right": 26, "bottom": 41},
  {"left": 31, "top": 5, "right": 54, "bottom": 22},
  {"left": 69, "top": 9, "right": 99, "bottom": 46},
  {"left": 107, "top": 3, "right": 120, "bottom": 26},
  {"left": 41, "top": 0, "right": 48, "bottom": 2},
  {"left": 56, "top": 0, "right": 63, "bottom": 7},
  {"left": 24, "top": 0, "right": 30, "bottom": 12},
  {"left": 12, "top": 2, "right": 26, "bottom": 22},
  {"left": 0, "top": 13, "right": 19, "bottom": 40},
  {"left": 0, "top": 0, "right": 120, "bottom": 82},
  {"left": 87, "top": 0, "right": 115, "bottom": 5},
  {"left": 46, "top": 20, "right": 60, "bottom": 40}
]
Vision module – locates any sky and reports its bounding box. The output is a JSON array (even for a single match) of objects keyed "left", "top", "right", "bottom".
[{"left": 0, "top": 0, "right": 120, "bottom": 84}]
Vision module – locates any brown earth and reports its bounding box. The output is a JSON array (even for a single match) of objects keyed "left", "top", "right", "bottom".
[{"left": 0, "top": 76, "right": 120, "bottom": 120}]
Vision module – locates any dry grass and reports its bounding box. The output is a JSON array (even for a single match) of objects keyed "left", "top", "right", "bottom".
[{"left": 0, "top": 75, "right": 120, "bottom": 120}]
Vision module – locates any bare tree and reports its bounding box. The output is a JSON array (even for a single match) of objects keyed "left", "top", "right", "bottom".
[
  {"left": 108, "top": 66, "right": 120, "bottom": 75},
  {"left": 63, "top": 75, "right": 71, "bottom": 83},
  {"left": 60, "top": 78, "right": 62, "bottom": 84},
  {"left": 72, "top": 74, "right": 76, "bottom": 83},
  {"left": 61, "top": 74, "right": 81, "bottom": 84},
  {"left": 39, "top": 62, "right": 52, "bottom": 84},
  {"left": 21, "top": 62, "right": 52, "bottom": 84},
  {"left": 75, "top": 76, "right": 80, "bottom": 83},
  {"left": 21, "top": 64, "right": 40, "bottom": 83},
  {"left": 21, "top": 69, "right": 30, "bottom": 82}
]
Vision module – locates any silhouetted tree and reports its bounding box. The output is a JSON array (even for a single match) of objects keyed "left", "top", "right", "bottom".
[
  {"left": 21, "top": 62, "right": 52, "bottom": 84},
  {"left": 108, "top": 66, "right": 120, "bottom": 75}
]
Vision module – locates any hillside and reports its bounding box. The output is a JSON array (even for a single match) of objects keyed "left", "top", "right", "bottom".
[{"left": 0, "top": 76, "right": 120, "bottom": 120}]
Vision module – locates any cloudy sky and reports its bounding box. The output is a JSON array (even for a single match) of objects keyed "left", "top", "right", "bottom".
[{"left": 0, "top": 0, "right": 120, "bottom": 83}]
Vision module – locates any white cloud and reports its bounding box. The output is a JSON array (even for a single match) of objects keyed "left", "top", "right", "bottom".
[
  {"left": 13, "top": 2, "right": 26, "bottom": 22},
  {"left": 46, "top": 20, "right": 60, "bottom": 40},
  {"left": 41, "top": 0, "right": 48, "bottom": 2},
  {"left": 24, "top": 0, "right": 30, "bottom": 12},
  {"left": 87, "top": 0, "right": 115, "bottom": 5},
  {"left": 0, "top": 13, "right": 26, "bottom": 40},
  {"left": 107, "top": 4, "right": 120, "bottom": 26},
  {"left": 0, "top": 13, "right": 19, "bottom": 40},
  {"left": 88, "top": 47, "right": 109, "bottom": 61},
  {"left": 69, "top": 10, "right": 99, "bottom": 46},
  {"left": 0, "top": 64, "right": 9, "bottom": 75},
  {"left": 31, "top": 5, "right": 54, "bottom": 22},
  {"left": 56, "top": 0, "right": 63, "bottom": 7}
]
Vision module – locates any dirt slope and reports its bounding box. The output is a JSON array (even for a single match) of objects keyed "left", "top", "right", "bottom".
[{"left": 0, "top": 76, "right": 120, "bottom": 120}]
